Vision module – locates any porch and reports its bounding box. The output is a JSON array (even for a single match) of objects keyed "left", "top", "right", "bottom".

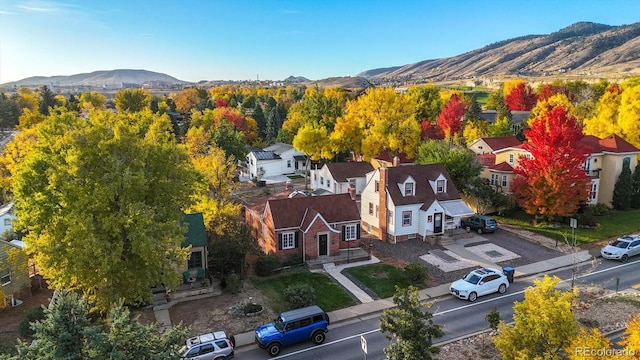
[
  {"left": 306, "top": 246, "right": 372, "bottom": 270},
  {"left": 150, "top": 277, "right": 222, "bottom": 306}
]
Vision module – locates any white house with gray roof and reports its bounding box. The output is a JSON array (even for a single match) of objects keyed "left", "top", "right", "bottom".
[{"left": 245, "top": 143, "right": 306, "bottom": 180}]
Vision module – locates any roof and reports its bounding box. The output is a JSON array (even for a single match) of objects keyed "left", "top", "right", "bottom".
[
  {"left": 251, "top": 151, "right": 281, "bottom": 160},
  {"left": 476, "top": 153, "right": 496, "bottom": 167},
  {"left": 245, "top": 145, "right": 263, "bottom": 153},
  {"left": 481, "top": 136, "right": 522, "bottom": 152},
  {"left": 263, "top": 142, "right": 294, "bottom": 155},
  {"left": 489, "top": 162, "right": 514, "bottom": 172},
  {"left": 440, "top": 200, "right": 475, "bottom": 217},
  {"left": 293, "top": 155, "right": 307, "bottom": 162},
  {"left": 580, "top": 134, "right": 640, "bottom": 154},
  {"left": 373, "top": 151, "right": 414, "bottom": 165},
  {"left": 324, "top": 162, "right": 374, "bottom": 182},
  {"left": 380, "top": 164, "right": 462, "bottom": 208},
  {"left": 182, "top": 213, "right": 207, "bottom": 248},
  {"left": 0, "top": 202, "right": 14, "bottom": 217},
  {"left": 267, "top": 193, "right": 360, "bottom": 230},
  {"left": 479, "top": 110, "right": 530, "bottom": 124}
]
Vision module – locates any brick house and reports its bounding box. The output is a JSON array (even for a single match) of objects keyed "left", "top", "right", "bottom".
[
  {"left": 360, "top": 164, "right": 474, "bottom": 242},
  {"left": 244, "top": 191, "right": 361, "bottom": 262}
]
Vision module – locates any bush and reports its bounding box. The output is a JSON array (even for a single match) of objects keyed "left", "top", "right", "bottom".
[
  {"left": 281, "top": 253, "right": 303, "bottom": 267},
  {"left": 18, "top": 306, "right": 46, "bottom": 339},
  {"left": 404, "top": 263, "right": 427, "bottom": 285},
  {"left": 223, "top": 272, "right": 243, "bottom": 294},
  {"left": 591, "top": 203, "right": 611, "bottom": 216},
  {"left": 578, "top": 317, "right": 599, "bottom": 328},
  {"left": 283, "top": 284, "right": 315, "bottom": 309},
  {"left": 255, "top": 254, "right": 280, "bottom": 277},
  {"left": 485, "top": 307, "right": 500, "bottom": 330}
]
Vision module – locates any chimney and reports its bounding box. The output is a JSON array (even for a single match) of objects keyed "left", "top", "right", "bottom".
[
  {"left": 379, "top": 167, "right": 388, "bottom": 241},
  {"left": 392, "top": 155, "right": 400, "bottom": 167},
  {"left": 348, "top": 184, "right": 356, "bottom": 200}
]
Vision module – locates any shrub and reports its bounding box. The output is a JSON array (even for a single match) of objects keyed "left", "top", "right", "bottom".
[
  {"left": 18, "top": 306, "right": 46, "bottom": 339},
  {"left": 283, "top": 284, "right": 315, "bottom": 309},
  {"left": 578, "top": 317, "right": 599, "bottom": 328},
  {"left": 224, "top": 272, "right": 243, "bottom": 294},
  {"left": 591, "top": 203, "right": 611, "bottom": 216},
  {"left": 404, "top": 263, "right": 427, "bottom": 285},
  {"left": 255, "top": 254, "right": 280, "bottom": 277},
  {"left": 281, "top": 253, "right": 303, "bottom": 267},
  {"left": 485, "top": 307, "right": 500, "bottom": 330}
]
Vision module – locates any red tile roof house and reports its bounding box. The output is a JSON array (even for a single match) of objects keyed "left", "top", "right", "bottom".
[{"left": 244, "top": 190, "right": 369, "bottom": 268}]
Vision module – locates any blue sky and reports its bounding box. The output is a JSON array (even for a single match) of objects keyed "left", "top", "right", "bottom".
[{"left": 1, "top": 0, "right": 638, "bottom": 84}]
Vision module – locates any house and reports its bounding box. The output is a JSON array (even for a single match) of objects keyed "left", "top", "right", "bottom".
[
  {"left": 0, "top": 239, "right": 30, "bottom": 308},
  {"left": 471, "top": 134, "right": 640, "bottom": 206},
  {"left": 244, "top": 191, "right": 361, "bottom": 262},
  {"left": 181, "top": 213, "right": 208, "bottom": 278},
  {"left": 245, "top": 143, "right": 306, "bottom": 180},
  {"left": 370, "top": 152, "right": 415, "bottom": 169},
  {"left": 309, "top": 162, "right": 374, "bottom": 196},
  {"left": 0, "top": 202, "right": 15, "bottom": 236},
  {"left": 360, "top": 164, "right": 475, "bottom": 243},
  {"left": 468, "top": 136, "right": 522, "bottom": 155}
]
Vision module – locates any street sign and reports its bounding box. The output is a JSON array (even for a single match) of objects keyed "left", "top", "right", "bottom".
[
  {"left": 361, "top": 335, "right": 367, "bottom": 354},
  {"left": 570, "top": 218, "right": 577, "bottom": 228}
]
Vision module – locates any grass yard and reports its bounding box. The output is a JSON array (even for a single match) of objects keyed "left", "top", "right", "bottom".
[
  {"left": 345, "top": 263, "right": 424, "bottom": 299},
  {"left": 0, "top": 332, "right": 18, "bottom": 356},
  {"left": 287, "top": 175, "right": 304, "bottom": 180},
  {"left": 495, "top": 209, "right": 640, "bottom": 244},
  {"left": 251, "top": 270, "right": 355, "bottom": 314}
]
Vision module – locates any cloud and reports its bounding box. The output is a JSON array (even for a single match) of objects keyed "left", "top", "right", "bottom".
[
  {"left": 16, "top": 1, "right": 66, "bottom": 13},
  {"left": 0, "top": 10, "right": 15, "bottom": 14}
]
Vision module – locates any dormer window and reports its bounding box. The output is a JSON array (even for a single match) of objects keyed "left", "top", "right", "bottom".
[
  {"left": 404, "top": 182, "right": 414, "bottom": 196},
  {"left": 509, "top": 153, "right": 514, "bottom": 164},
  {"left": 436, "top": 179, "right": 445, "bottom": 193}
]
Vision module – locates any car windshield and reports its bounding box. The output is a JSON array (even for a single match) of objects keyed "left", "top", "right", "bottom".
[
  {"left": 273, "top": 316, "right": 285, "bottom": 331},
  {"left": 486, "top": 219, "right": 497, "bottom": 226},
  {"left": 611, "top": 240, "right": 630, "bottom": 249},
  {"left": 463, "top": 273, "right": 481, "bottom": 285}
]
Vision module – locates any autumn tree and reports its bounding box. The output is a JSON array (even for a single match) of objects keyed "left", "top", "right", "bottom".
[
  {"left": 14, "top": 88, "right": 39, "bottom": 113},
  {"left": 12, "top": 110, "right": 199, "bottom": 310},
  {"left": 565, "top": 328, "right": 611, "bottom": 360},
  {"left": 617, "top": 313, "right": 640, "bottom": 357},
  {"left": 114, "top": 88, "right": 151, "bottom": 113},
  {"left": 462, "top": 119, "right": 489, "bottom": 145},
  {"left": 79, "top": 91, "right": 107, "bottom": 112},
  {"left": 612, "top": 166, "right": 634, "bottom": 210},
  {"left": 583, "top": 83, "right": 623, "bottom": 139},
  {"left": 436, "top": 94, "right": 466, "bottom": 139},
  {"left": 616, "top": 80, "right": 640, "bottom": 151},
  {"left": 293, "top": 123, "right": 331, "bottom": 188},
  {"left": 172, "top": 88, "right": 200, "bottom": 113},
  {"left": 511, "top": 106, "right": 591, "bottom": 221},
  {"left": 494, "top": 276, "right": 579, "bottom": 360},
  {"left": 487, "top": 116, "right": 513, "bottom": 137},
  {"left": 416, "top": 139, "right": 483, "bottom": 195},
  {"left": 503, "top": 79, "right": 537, "bottom": 111},
  {"left": 406, "top": 84, "right": 443, "bottom": 123},
  {"left": 380, "top": 286, "right": 443, "bottom": 360}
]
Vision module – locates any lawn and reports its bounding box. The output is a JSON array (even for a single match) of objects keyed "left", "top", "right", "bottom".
[
  {"left": 251, "top": 270, "right": 355, "bottom": 314},
  {"left": 494, "top": 209, "right": 640, "bottom": 244},
  {"left": 345, "top": 263, "right": 423, "bottom": 299},
  {"left": 287, "top": 175, "right": 304, "bottom": 180}
]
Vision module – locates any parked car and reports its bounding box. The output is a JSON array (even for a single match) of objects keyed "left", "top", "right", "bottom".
[
  {"left": 600, "top": 234, "right": 640, "bottom": 262},
  {"left": 461, "top": 215, "right": 498, "bottom": 234},
  {"left": 180, "top": 331, "right": 234, "bottom": 360},
  {"left": 450, "top": 268, "right": 509, "bottom": 302},
  {"left": 255, "top": 305, "right": 330, "bottom": 357}
]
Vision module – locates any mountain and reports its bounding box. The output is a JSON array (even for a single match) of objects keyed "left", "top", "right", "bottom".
[
  {"left": 358, "top": 22, "right": 640, "bottom": 83},
  {"left": 2, "top": 69, "right": 188, "bottom": 87}
]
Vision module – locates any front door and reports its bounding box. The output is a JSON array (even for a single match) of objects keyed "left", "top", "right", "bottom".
[
  {"left": 433, "top": 213, "right": 443, "bottom": 234},
  {"left": 318, "top": 234, "right": 328, "bottom": 256}
]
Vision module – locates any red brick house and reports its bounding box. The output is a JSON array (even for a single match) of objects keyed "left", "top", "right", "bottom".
[{"left": 244, "top": 191, "right": 361, "bottom": 262}]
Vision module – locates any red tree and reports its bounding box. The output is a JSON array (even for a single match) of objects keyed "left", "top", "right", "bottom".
[
  {"left": 511, "top": 106, "right": 591, "bottom": 221},
  {"left": 215, "top": 98, "right": 229, "bottom": 108},
  {"left": 505, "top": 82, "right": 537, "bottom": 111},
  {"left": 436, "top": 94, "right": 466, "bottom": 138},
  {"left": 420, "top": 119, "right": 444, "bottom": 140}
]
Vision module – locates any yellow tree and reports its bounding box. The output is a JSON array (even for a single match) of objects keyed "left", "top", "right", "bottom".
[
  {"left": 617, "top": 81, "right": 640, "bottom": 152},
  {"left": 15, "top": 87, "right": 39, "bottom": 112},
  {"left": 494, "top": 275, "right": 579, "bottom": 360},
  {"left": 79, "top": 91, "right": 106, "bottom": 112},
  {"left": 462, "top": 119, "right": 489, "bottom": 145},
  {"left": 172, "top": 88, "right": 200, "bottom": 113},
  {"left": 293, "top": 123, "right": 331, "bottom": 189},
  {"left": 330, "top": 112, "right": 363, "bottom": 160},
  {"left": 616, "top": 313, "right": 640, "bottom": 358},
  {"left": 583, "top": 83, "right": 623, "bottom": 138},
  {"left": 531, "top": 93, "right": 576, "bottom": 121},
  {"left": 566, "top": 328, "right": 611, "bottom": 360},
  {"left": 114, "top": 88, "right": 151, "bottom": 113}
]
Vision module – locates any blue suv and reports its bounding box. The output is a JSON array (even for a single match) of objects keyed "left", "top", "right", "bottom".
[{"left": 255, "top": 305, "right": 330, "bottom": 356}]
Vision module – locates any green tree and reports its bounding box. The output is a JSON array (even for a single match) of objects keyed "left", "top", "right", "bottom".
[
  {"left": 38, "top": 85, "right": 58, "bottom": 116},
  {"left": 416, "top": 139, "right": 483, "bottom": 195},
  {"left": 488, "top": 116, "right": 513, "bottom": 137},
  {"left": 465, "top": 96, "right": 482, "bottom": 122},
  {"left": 209, "top": 223, "right": 256, "bottom": 280},
  {"left": 252, "top": 103, "right": 266, "bottom": 138},
  {"left": 114, "top": 88, "right": 152, "bottom": 113},
  {"left": 12, "top": 110, "right": 199, "bottom": 310},
  {"left": 494, "top": 276, "right": 579, "bottom": 360},
  {"left": 632, "top": 164, "right": 640, "bottom": 209},
  {"left": 79, "top": 91, "right": 107, "bottom": 112},
  {"left": 211, "top": 119, "right": 248, "bottom": 161},
  {"left": 612, "top": 166, "right": 633, "bottom": 210},
  {"left": 406, "top": 84, "right": 443, "bottom": 122},
  {"left": 0, "top": 93, "right": 20, "bottom": 130},
  {"left": 380, "top": 286, "right": 443, "bottom": 360}
]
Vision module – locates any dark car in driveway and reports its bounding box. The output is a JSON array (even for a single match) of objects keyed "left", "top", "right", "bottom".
[{"left": 461, "top": 215, "right": 498, "bottom": 234}]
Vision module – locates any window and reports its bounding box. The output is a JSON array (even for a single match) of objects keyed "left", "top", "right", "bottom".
[
  {"left": 388, "top": 211, "right": 393, "bottom": 225},
  {"left": 501, "top": 175, "right": 507, "bottom": 187},
  {"left": 320, "top": 176, "right": 324, "bottom": 185},
  {"left": 282, "top": 232, "right": 295, "bottom": 249},
  {"left": 287, "top": 160, "right": 292, "bottom": 168},
  {"left": 187, "top": 251, "right": 203, "bottom": 269},
  {"left": 590, "top": 183, "right": 598, "bottom": 201},
  {"left": 199, "top": 343, "right": 215, "bottom": 355},
  {"left": 375, "top": 205, "right": 379, "bottom": 218},
  {"left": 490, "top": 173, "right": 498, "bottom": 186},
  {"left": 584, "top": 158, "right": 591, "bottom": 175},
  {"left": 404, "top": 182, "right": 413, "bottom": 196},
  {"left": 375, "top": 180, "right": 379, "bottom": 193},
  {"left": 349, "top": 179, "right": 356, "bottom": 187},
  {"left": 3, "top": 219, "right": 10, "bottom": 226},
  {"left": 623, "top": 156, "right": 631, "bottom": 169},
  {"left": 402, "top": 211, "right": 412, "bottom": 226},
  {"left": 314, "top": 173, "right": 317, "bottom": 180},
  {"left": 509, "top": 153, "right": 514, "bottom": 164},
  {"left": 344, "top": 225, "right": 357, "bottom": 240},
  {"left": 436, "top": 180, "right": 445, "bottom": 193},
  {"left": 1, "top": 267, "right": 10, "bottom": 286},
  {"left": 368, "top": 202, "right": 374, "bottom": 215}
]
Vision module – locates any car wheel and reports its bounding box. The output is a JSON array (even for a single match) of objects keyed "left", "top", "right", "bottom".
[
  {"left": 229, "top": 335, "right": 236, "bottom": 348},
  {"left": 498, "top": 284, "right": 507, "bottom": 294},
  {"left": 477, "top": 228, "right": 483, "bottom": 234},
  {"left": 268, "top": 343, "right": 281, "bottom": 357},
  {"left": 621, "top": 254, "right": 629, "bottom": 263},
  {"left": 312, "top": 331, "right": 326, "bottom": 345},
  {"left": 466, "top": 226, "right": 471, "bottom": 233},
  {"left": 468, "top": 292, "right": 477, "bottom": 302}
]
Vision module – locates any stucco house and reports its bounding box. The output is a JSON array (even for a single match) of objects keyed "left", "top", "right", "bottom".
[
  {"left": 360, "top": 164, "right": 475, "bottom": 243},
  {"left": 309, "top": 162, "right": 374, "bottom": 196},
  {"left": 245, "top": 143, "right": 306, "bottom": 180},
  {"left": 0, "top": 239, "right": 30, "bottom": 308},
  {"left": 181, "top": 213, "right": 208, "bottom": 278},
  {"left": 244, "top": 191, "right": 362, "bottom": 263}
]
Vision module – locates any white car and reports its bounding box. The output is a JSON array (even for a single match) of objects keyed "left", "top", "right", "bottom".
[
  {"left": 601, "top": 234, "right": 640, "bottom": 263},
  {"left": 450, "top": 268, "right": 509, "bottom": 302}
]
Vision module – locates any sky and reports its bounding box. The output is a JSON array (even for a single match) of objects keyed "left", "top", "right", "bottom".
[{"left": 1, "top": 0, "right": 639, "bottom": 84}]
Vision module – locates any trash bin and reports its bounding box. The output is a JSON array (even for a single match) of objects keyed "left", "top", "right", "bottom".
[
  {"left": 503, "top": 266, "right": 515, "bottom": 283},
  {"left": 257, "top": 180, "right": 266, "bottom": 187}
]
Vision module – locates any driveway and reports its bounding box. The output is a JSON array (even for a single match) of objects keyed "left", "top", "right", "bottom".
[{"left": 367, "top": 229, "right": 565, "bottom": 285}]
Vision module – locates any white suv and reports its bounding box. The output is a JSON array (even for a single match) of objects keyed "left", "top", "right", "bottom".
[
  {"left": 180, "top": 331, "right": 234, "bottom": 360},
  {"left": 601, "top": 234, "right": 640, "bottom": 262},
  {"left": 450, "top": 268, "right": 509, "bottom": 302}
]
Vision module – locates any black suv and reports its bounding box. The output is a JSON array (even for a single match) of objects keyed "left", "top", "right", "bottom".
[{"left": 461, "top": 215, "right": 498, "bottom": 234}]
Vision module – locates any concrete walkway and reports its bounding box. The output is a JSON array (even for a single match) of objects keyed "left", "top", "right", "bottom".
[{"left": 310, "top": 256, "right": 381, "bottom": 303}]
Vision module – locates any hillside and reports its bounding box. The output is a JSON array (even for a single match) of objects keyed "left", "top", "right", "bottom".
[
  {"left": 1, "top": 69, "right": 188, "bottom": 87},
  {"left": 359, "top": 22, "right": 640, "bottom": 83}
]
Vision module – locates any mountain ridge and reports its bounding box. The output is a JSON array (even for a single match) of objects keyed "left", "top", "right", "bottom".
[{"left": 2, "top": 69, "right": 188, "bottom": 87}]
